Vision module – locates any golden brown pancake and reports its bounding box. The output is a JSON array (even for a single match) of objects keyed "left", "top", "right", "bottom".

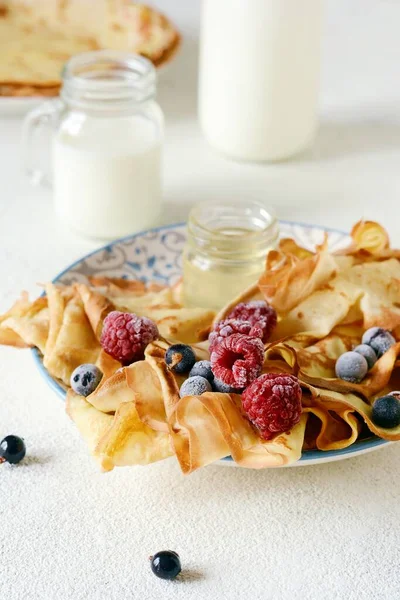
[{"left": 0, "top": 0, "right": 180, "bottom": 96}]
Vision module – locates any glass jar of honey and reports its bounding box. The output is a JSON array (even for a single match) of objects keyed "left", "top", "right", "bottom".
[{"left": 183, "top": 200, "right": 279, "bottom": 310}]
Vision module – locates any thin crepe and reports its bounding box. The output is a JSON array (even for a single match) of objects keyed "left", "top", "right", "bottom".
[
  {"left": 0, "top": 292, "right": 48, "bottom": 351},
  {"left": 66, "top": 391, "right": 173, "bottom": 472},
  {"left": 78, "top": 282, "right": 215, "bottom": 344},
  {"left": 264, "top": 340, "right": 400, "bottom": 443},
  {"left": 3, "top": 219, "right": 400, "bottom": 474},
  {"left": 43, "top": 284, "right": 101, "bottom": 385},
  {"left": 146, "top": 341, "right": 308, "bottom": 472}
]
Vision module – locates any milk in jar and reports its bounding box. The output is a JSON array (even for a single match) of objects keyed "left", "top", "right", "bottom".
[{"left": 53, "top": 114, "right": 162, "bottom": 240}]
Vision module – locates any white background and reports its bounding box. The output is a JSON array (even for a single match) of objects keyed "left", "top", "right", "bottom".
[{"left": 1, "top": 1, "right": 400, "bottom": 599}]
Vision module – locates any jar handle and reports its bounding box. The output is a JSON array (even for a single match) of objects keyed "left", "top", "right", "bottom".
[{"left": 21, "top": 99, "right": 64, "bottom": 187}]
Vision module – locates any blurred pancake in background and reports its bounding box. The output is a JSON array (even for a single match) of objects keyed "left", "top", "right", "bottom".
[{"left": 0, "top": 0, "right": 180, "bottom": 97}]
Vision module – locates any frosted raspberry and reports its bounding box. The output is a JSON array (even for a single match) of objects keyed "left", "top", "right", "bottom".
[
  {"left": 100, "top": 311, "right": 158, "bottom": 364},
  {"left": 211, "top": 333, "right": 264, "bottom": 389},
  {"left": 242, "top": 373, "right": 302, "bottom": 440},
  {"left": 209, "top": 319, "right": 264, "bottom": 353},
  {"left": 227, "top": 300, "right": 277, "bottom": 343}
]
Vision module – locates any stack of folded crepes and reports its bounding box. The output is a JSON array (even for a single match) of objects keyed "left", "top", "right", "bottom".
[{"left": 1, "top": 220, "right": 400, "bottom": 474}]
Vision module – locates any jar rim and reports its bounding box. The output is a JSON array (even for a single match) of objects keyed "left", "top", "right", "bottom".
[
  {"left": 190, "top": 198, "right": 276, "bottom": 236},
  {"left": 187, "top": 199, "right": 279, "bottom": 262},
  {"left": 61, "top": 50, "right": 157, "bottom": 112}
]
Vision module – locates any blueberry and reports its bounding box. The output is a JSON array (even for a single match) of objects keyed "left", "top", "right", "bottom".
[
  {"left": 335, "top": 351, "right": 368, "bottom": 383},
  {"left": 372, "top": 394, "right": 400, "bottom": 428},
  {"left": 189, "top": 360, "right": 214, "bottom": 382},
  {"left": 213, "top": 378, "right": 240, "bottom": 393},
  {"left": 0, "top": 435, "right": 26, "bottom": 464},
  {"left": 165, "top": 344, "right": 196, "bottom": 374},
  {"left": 180, "top": 376, "right": 212, "bottom": 398},
  {"left": 362, "top": 327, "right": 396, "bottom": 358},
  {"left": 150, "top": 551, "right": 181, "bottom": 580},
  {"left": 353, "top": 344, "right": 377, "bottom": 369},
  {"left": 70, "top": 364, "right": 103, "bottom": 396}
]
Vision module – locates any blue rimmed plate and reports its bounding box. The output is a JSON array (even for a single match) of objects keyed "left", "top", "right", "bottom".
[{"left": 32, "top": 220, "right": 390, "bottom": 466}]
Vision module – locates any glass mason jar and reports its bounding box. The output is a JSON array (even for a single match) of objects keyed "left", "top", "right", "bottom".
[
  {"left": 23, "top": 51, "right": 164, "bottom": 240},
  {"left": 183, "top": 200, "right": 279, "bottom": 310}
]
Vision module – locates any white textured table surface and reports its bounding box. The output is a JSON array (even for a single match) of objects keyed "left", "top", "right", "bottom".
[{"left": 1, "top": 2, "right": 400, "bottom": 599}]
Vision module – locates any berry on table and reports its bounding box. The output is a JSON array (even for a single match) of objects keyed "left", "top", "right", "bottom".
[
  {"left": 361, "top": 327, "right": 396, "bottom": 358},
  {"left": 150, "top": 551, "right": 181, "bottom": 580},
  {"left": 70, "top": 364, "right": 103, "bottom": 396},
  {"left": 209, "top": 319, "right": 263, "bottom": 353},
  {"left": 335, "top": 351, "right": 368, "bottom": 383},
  {"left": 211, "top": 333, "right": 264, "bottom": 389},
  {"left": 180, "top": 376, "right": 212, "bottom": 398},
  {"left": 372, "top": 394, "right": 400, "bottom": 429},
  {"left": 165, "top": 344, "right": 196, "bottom": 374},
  {"left": 353, "top": 344, "right": 377, "bottom": 369},
  {"left": 0, "top": 435, "right": 26, "bottom": 464},
  {"left": 227, "top": 300, "right": 277, "bottom": 343},
  {"left": 242, "top": 373, "right": 302, "bottom": 440},
  {"left": 189, "top": 360, "right": 214, "bottom": 382},
  {"left": 100, "top": 311, "right": 159, "bottom": 364}
]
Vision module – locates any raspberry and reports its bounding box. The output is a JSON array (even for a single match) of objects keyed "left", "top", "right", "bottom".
[
  {"left": 227, "top": 300, "right": 277, "bottom": 343},
  {"left": 242, "top": 374, "right": 302, "bottom": 440},
  {"left": 100, "top": 311, "right": 158, "bottom": 364},
  {"left": 211, "top": 333, "right": 264, "bottom": 389},
  {"left": 209, "top": 319, "right": 263, "bottom": 353}
]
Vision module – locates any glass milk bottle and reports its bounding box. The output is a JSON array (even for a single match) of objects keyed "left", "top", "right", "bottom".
[
  {"left": 23, "top": 51, "right": 164, "bottom": 240},
  {"left": 199, "top": 0, "right": 323, "bottom": 162}
]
